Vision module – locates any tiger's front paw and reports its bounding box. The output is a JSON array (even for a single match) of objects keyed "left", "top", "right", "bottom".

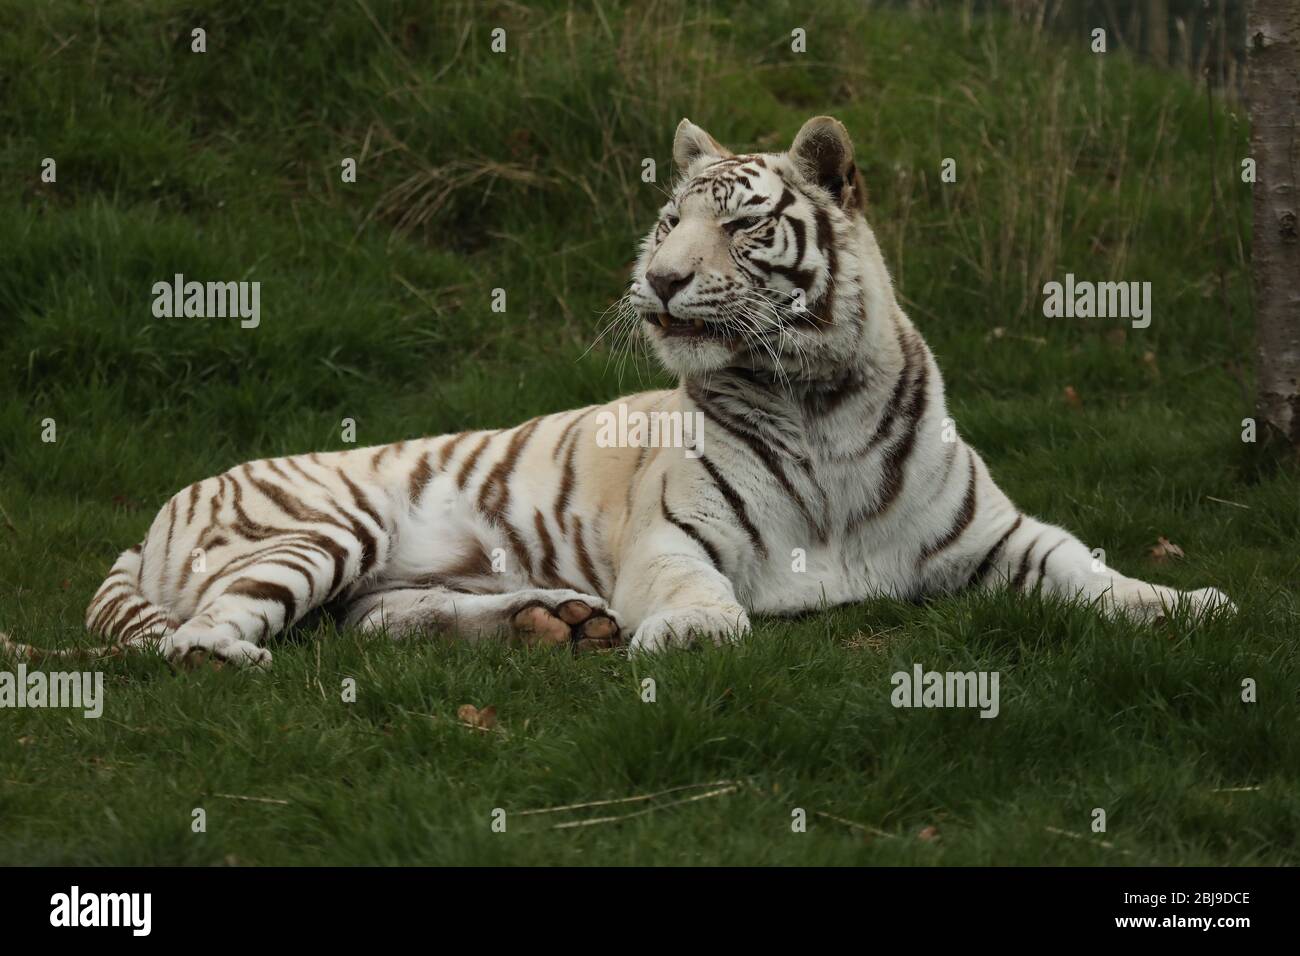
[{"left": 629, "top": 605, "right": 751, "bottom": 654}]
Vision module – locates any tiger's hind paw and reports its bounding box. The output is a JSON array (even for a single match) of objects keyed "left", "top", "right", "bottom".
[
  {"left": 160, "top": 634, "right": 272, "bottom": 671},
  {"left": 510, "top": 594, "right": 622, "bottom": 654}
]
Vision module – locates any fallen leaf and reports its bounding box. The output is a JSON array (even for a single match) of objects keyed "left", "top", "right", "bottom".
[
  {"left": 1149, "top": 537, "right": 1185, "bottom": 562},
  {"left": 1141, "top": 350, "right": 1160, "bottom": 378},
  {"left": 917, "top": 825, "right": 941, "bottom": 842},
  {"left": 1063, "top": 386, "right": 1083, "bottom": 409},
  {"left": 457, "top": 703, "right": 497, "bottom": 730}
]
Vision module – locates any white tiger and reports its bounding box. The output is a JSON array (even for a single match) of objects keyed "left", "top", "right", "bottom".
[{"left": 1, "top": 115, "right": 1233, "bottom": 669}]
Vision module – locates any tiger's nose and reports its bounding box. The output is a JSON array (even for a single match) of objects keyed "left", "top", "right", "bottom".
[{"left": 647, "top": 269, "right": 694, "bottom": 307}]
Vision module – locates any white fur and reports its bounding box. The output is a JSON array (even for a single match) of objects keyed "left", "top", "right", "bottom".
[{"left": 72, "top": 118, "right": 1233, "bottom": 668}]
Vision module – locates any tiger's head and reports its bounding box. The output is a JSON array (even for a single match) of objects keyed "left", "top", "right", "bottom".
[{"left": 629, "top": 115, "right": 886, "bottom": 381}]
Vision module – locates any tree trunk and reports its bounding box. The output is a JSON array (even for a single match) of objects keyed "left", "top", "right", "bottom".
[{"left": 1248, "top": 0, "right": 1300, "bottom": 446}]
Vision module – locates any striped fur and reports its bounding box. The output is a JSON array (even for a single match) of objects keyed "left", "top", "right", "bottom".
[{"left": 5, "top": 115, "right": 1232, "bottom": 668}]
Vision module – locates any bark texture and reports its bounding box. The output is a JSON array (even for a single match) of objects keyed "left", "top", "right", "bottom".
[{"left": 1249, "top": 0, "right": 1300, "bottom": 445}]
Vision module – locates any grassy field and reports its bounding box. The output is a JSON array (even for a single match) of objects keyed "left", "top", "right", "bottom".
[{"left": 1, "top": 0, "right": 1296, "bottom": 865}]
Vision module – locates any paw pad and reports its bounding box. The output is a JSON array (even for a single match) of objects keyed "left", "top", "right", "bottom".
[{"left": 511, "top": 600, "right": 622, "bottom": 654}]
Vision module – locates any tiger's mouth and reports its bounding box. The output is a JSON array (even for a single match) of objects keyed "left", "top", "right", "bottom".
[{"left": 644, "top": 312, "right": 730, "bottom": 339}]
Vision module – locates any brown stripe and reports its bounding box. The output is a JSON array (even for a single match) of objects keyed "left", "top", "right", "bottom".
[
  {"left": 337, "top": 471, "right": 384, "bottom": 528},
  {"left": 966, "top": 515, "right": 1023, "bottom": 589},
  {"left": 478, "top": 417, "right": 541, "bottom": 518},
  {"left": 226, "top": 578, "right": 298, "bottom": 626},
  {"left": 840, "top": 319, "right": 913, "bottom": 461},
  {"left": 811, "top": 206, "right": 836, "bottom": 325},
  {"left": 554, "top": 428, "right": 579, "bottom": 534},
  {"left": 228, "top": 476, "right": 281, "bottom": 541},
  {"left": 698, "top": 455, "right": 767, "bottom": 558},
  {"left": 439, "top": 542, "right": 494, "bottom": 581},
  {"left": 175, "top": 548, "right": 197, "bottom": 596},
  {"left": 193, "top": 540, "right": 303, "bottom": 605},
  {"left": 284, "top": 456, "right": 334, "bottom": 492},
  {"left": 160, "top": 496, "right": 179, "bottom": 595},
  {"left": 107, "top": 598, "right": 151, "bottom": 639},
  {"left": 89, "top": 579, "right": 133, "bottom": 609},
  {"left": 804, "top": 367, "right": 869, "bottom": 417},
  {"left": 206, "top": 476, "right": 226, "bottom": 527},
  {"left": 437, "top": 431, "right": 470, "bottom": 469},
  {"left": 659, "top": 475, "right": 721, "bottom": 571},
  {"left": 119, "top": 611, "right": 171, "bottom": 642},
  {"left": 917, "top": 452, "right": 977, "bottom": 565},
  {"left": 687, "top": 383, "right": 825, "bottom": 541},
  {"left": 1011, "top": 534, "right": 1044, "bottom": 591},
  {"left": 198, "top": 531, "right": 350, "bottom": 603},
  {"left": 311, "top": 532, "right": 354, "bottom": 598},
  {"left": 185, "top": 482, "right": 202, "bottom": 523},
  {"left": 372, "top": 441, "right": 405, "bottom": 470},
  {"left": 552, "top": 408, "right": 589, "bottom": 461},
  {"left": 456, "top": 432, "right": 495, "bottom": 490},
  {"left": 88, "top": 592, "right": 132, "bottom": 635},
  {"left": 263, "top": 459, "right": 294, "bottom": 484},
  {"left": 247, "top": 473, "right": 333, "bottom": 525},
  {"left": 259, "top": 557, "right": 318, "bottom": 593},
  {"left": 846, "top": 333, "right": 929, "bottom": 529},
  {"left": 499, "top": 516, "right": 535, "bottom": 579},
  {"left": 407, "top": 452, "right": 435, "bottom": 504},
  {"left": 571, "top": 514, "right": 605, "bottom": 597},
  {"left": 534, "top": 509, "right": 560, "bottom": 586},
  {"left": 1036, "top": 539, "right": 1067, "bottom": 586}
]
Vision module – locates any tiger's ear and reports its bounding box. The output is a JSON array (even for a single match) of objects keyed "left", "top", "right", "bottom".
[
  {"left": 673, "top": 118, "right": 733, "bottom": 171},
  {"left": 790, "top": 116, "right": 863, "bottom": 211}
]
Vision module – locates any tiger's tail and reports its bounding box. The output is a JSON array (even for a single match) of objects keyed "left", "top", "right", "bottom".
[
  {"left": 1, "top": 545, "right": 176, "bottom": 664},
  {"left": 0, "top": 631, "right": 115, "bottom": 663}
]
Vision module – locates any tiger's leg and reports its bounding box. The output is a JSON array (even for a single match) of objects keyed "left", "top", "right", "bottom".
[
  {"left": 969, "top": 511, "right": 1234, "bottom": 621},
  {"left": 159, "top": 538, "right": 361, "bottom": 668},
  {"left": 344, "top": 586, "right": 623, "bottom": 651},
  {"left": 618, "top": 537, "right": 751, "bottom": 654}
]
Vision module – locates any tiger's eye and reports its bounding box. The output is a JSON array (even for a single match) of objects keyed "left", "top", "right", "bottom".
[{"left": 724, "top": 216, "right": 762, "bottom": 234}]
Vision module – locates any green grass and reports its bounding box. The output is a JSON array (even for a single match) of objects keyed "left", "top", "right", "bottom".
[{"left": 0, "top": 0, "right": 1296, "bottom": 865}]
